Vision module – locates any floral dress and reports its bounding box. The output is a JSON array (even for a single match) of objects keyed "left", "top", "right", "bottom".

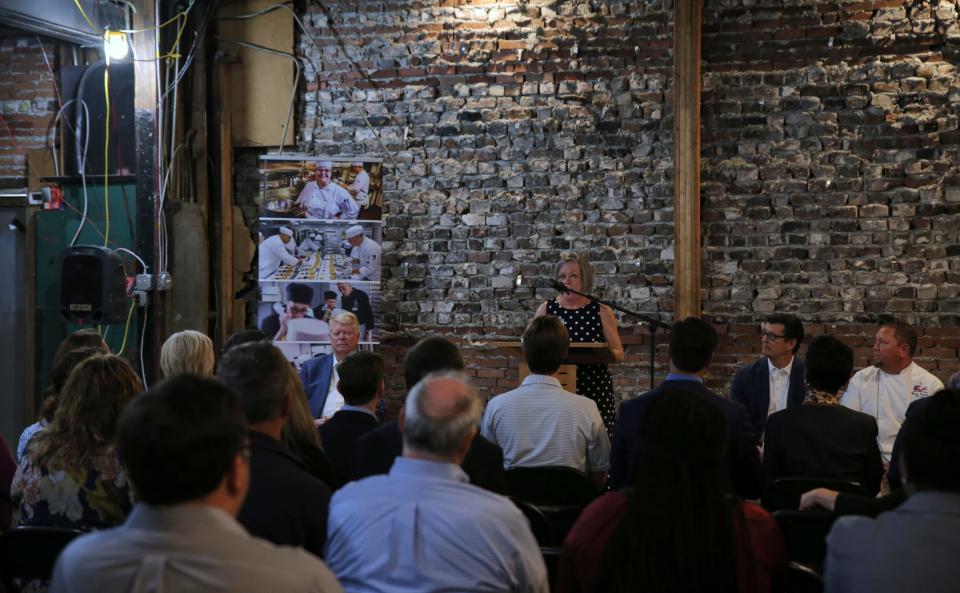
[
  {"left": 547, "top": 298, "right": 618, "bottom": 435},
  {"left": 11, "top": 444, "right": 134, "bottom": 531}
]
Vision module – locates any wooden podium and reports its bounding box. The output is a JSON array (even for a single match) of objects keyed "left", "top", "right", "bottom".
[{"left": 490, "top": 342, "right": 616, "bottom": 394}]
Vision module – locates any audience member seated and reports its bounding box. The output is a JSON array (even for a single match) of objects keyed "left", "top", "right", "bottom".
[
  {"left": 730, "top": 314, "right": 807, "bottom": 439},
  {"left": 325, "top": 371, "right": 547, "bottom": 593},
  {"left": 481, "top": 316, "right": 609, "bottom": 488},
  {"left": 840, "top": 322, "right": 943, "bottom": 464},
  {"left": 763, "top": 336, "right": 883, "bottom": 496},
  {"left": 299, "top": 312, "right": 361, "bottom": 420},
  {"left": 824, "top": 389, "right": 960, "bottom": 593},
  {"left": 559, "top": 390, "right": 786, "bottom": 593},
  {"left": 219, "top": 342, "right": 332, "bottom": 557},
  {"left": 948, "top": 370, "right": 960, "bottom": 390},
  {"left": 319, "top": 352, "right": 384, "bottom": 486},
  {"left": 12, "top": 354, "right": 141, "bottom": 530},
  {"left": 351, "top": 336, "right": 507, "bottom": 494},
  {"left": 50, "top": 374, "right": 343, "bottom": 593},
  {"left": 283, "top": 364, "right": 337, "bottom": 488},
  {"left": 160, "top": 329, "right": 215, "bottom": 377},
  {"left": 222, "top": 329, "right": 269, "bottom": 355},
  {"left": 609, "top": 317, "right": 762, "bottom": 499},
  {"left": 17, "top": 346, "right": 104, "bottom": 462}
]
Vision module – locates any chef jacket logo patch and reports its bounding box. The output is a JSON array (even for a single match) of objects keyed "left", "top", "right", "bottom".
[{"left": 911, "top": 385, "right": 929, "bottom": 398}]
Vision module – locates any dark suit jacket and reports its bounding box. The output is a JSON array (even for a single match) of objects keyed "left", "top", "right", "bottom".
[
  {"left": 351, "top": 420, "right": 508, "bottom": 494},
  {"left": 319, "top": 409, "right": 380, "bottom": 486},
  {"left": 730, "top": 356, "right": 807, "bottom": 438},
  {"left": 237, "top": 431, "right": 332, "bottom": 557},
  {"left": 609, "top": 378, "right": 762, "bottom": 499},
  {"left": 763, "top": 405, "right": 884, "bottom": 495},
  {"left": 836, "top": 488, "right": 908, "bottom": 517},
  {"left": 299, "top": 353, "right": 336, "bottom": 418}
]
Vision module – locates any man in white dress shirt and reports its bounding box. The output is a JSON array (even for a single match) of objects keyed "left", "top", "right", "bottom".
[
  {"left": 344, "top": 225, "right": 381, "bottom": 281},
  {"left": 841, "top": 322, "right": 944, "bottom": 463},
  {"left": 297, "top": 160, "right": 359, "bottom": 220},
  {"left": 481, "top": 315, "right": 610, "bottom": 488},
  {"left": 347, "top": 161, "right": 369, "bottom": 209},
  {"left": 259, "top": 226, "right": 300, "bottom": 279},
  {"left": 50, "top": 374, "right": 343, "bottom": 593}
]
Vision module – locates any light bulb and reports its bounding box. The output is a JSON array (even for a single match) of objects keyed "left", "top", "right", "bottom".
[{"left": 104, "top": 30, "right": 129, "bottom": 61}]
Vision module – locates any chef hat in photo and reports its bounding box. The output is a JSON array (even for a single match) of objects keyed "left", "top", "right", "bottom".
[
  {"left": 278, "top": 226, "right": 294, "bottom": 237},
  {"left": 345, "top": 225, "right": 364, "bottom": 239},
  {"left": 351, "top": 160, "right": 363, "bottom": 167},
  {"left": 286, "top": 283, "right": 314, "bottom": 304},
  {"left": 316, "top": 159, "right": 333, "bottom": 169}
]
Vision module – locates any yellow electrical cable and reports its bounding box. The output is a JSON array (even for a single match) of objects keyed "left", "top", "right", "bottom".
[
  {"left": 118, "top": 300, "right": 135, "bottom": 355},
  {"left": 73, "top": 0, "right": 97, "bottom": 31},
  {"left": 103, "top": 65, "right": 110, "bottom": 247}
]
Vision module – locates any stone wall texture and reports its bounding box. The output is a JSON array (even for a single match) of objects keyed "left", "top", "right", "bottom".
[
  {"left": 0, "top": 35, "right": 59, "bottom": 184},
  {"left": 280, "top": 0, "right": 960, "bottom": 401}
]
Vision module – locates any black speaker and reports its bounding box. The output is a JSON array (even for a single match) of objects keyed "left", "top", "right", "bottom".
[{"left": 59, "top": 246, "right": 128, "bottom": 324}]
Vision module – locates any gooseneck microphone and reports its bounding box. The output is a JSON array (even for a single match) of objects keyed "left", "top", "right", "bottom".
[{"left": 550, "top": 280, "right": 569, "bottom": 294}]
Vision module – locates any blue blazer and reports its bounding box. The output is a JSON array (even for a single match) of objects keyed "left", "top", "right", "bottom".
[
  {"left": 299, "top": 353, "right": 336, "bottom": 418},
  {"left": 730, "top": 356, "right": 807, "bottom": 438},
  {"left": 609, "top": 378, "right": 762, "bottom": 500}
]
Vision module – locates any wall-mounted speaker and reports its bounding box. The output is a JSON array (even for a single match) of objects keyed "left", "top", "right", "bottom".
[{"left": 59, "top": 246, "right": 128, "bottom": 324}]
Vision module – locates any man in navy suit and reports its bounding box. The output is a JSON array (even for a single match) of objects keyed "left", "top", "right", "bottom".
[
  {"left": 730, "top": 313, "right": 807, "bottom": 439},
  {"left": 609, "top": 317, "right": 762, "bottom": 499},
  {"left": 319, "top": 351, "right": 383, "bottom": 485},
  {"left": 299, "top": 312, "right": 360, "bottom": 420}
]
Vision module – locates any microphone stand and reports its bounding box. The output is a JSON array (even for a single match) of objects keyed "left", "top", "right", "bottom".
[{"left": 554, "top": 283, "right": 670, "bottom": 389}]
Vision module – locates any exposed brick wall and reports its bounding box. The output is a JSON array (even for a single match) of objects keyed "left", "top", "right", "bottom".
[
  {"left": 243, "top": 0, "right": 960, "bottom": 405},
  {"left": 0, "top": 35, "right": 59, "bottom": 184}
]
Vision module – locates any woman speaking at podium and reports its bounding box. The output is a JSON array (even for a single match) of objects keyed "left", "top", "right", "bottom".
[{"left": 535, "top": 253, "right": 624, "bottom": 435}]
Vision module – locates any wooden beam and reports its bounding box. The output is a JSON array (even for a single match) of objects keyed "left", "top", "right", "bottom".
[
  {"left": 673, "top": 0, "right": 702, "bottom": 320},
  {"left": 217, "top": 55, "right": 235, "bottom": 347},
  {"left": 132, "top": 1, "right": 161, "bottom": 383}
]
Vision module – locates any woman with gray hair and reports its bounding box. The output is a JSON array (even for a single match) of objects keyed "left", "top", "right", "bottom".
[
  {"left": 160, "top": 330, "right": 215, "bottom": 377},
  {"left": 535, "top": 253, "right": 624, "bottom": 435}
]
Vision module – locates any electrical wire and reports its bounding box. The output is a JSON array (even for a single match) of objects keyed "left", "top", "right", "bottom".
[
  {"left": 115, "top": 247, "right": 148, "bottom": 271},
  {"left": 103, "top": 64, "right": 111, "bottom": 247},
  {"left": 73, "top": 0, "right": 98, "bottom": 32},
  {"left": 117, "top": 300, "right": 136, "bottom": 354},
  {"left": 36, "top": 35, "right": 63, "bottom": 109},
  {"left": 139, "top": 299, "right": 150, "bottom": 389}
]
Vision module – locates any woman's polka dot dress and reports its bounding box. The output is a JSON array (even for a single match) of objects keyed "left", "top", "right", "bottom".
[{"left": 547, "top": 298, "right": 617, "bottom": 435}]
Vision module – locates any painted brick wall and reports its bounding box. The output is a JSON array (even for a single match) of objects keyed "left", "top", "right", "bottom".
[{"left": 0, "top": 35, "right": 59, "bottom": 184}]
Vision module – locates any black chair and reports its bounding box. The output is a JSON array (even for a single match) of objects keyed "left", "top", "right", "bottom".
[
  {"left": 511, "top": 497, "right": 560, "bottom": 546},
  {"left": 773, "top": 509, "right": 839, "bottom": 572},
  {"left": 763, "top": 477, "right": 870, "bottom": 512},
  {"left": 0, "top": 526, "right": 84, "bottom": 592},
  {"left": 541, "top": 546, "right": 561, "bottom": 592},
  {"left": 777, "top": 561, "right": 824, "bottom": 593},
  {"left": 504, "top": 466, "right": 600, "bottom": 506}
]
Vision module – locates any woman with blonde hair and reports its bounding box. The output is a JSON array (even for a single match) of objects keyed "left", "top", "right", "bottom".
[
  {"left": 12, "top": 354, "right": 143, "bottom": 530},
  {"left": 535, "top": 252, "right": 624, "bottom": 435},
  {"left": 160, "top": 330, "right": 215, "bottom": 377}
]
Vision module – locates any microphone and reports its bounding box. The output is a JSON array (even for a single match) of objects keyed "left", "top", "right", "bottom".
[{"left": 550, "top": 280, "right": 568, "bottom": 294}]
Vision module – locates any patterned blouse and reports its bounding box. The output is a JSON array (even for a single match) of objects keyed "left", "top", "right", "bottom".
[{"left": 11, "top": 443, "right": 135, "bottom": 531}]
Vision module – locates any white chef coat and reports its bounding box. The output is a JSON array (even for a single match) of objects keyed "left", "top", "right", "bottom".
[
  {"left": 349, "top": 236, "right": 381, "bottom": 281},
  {"left": 841, "top": 361, "right": 944, "bottom": 462},
  {"left": 349, "top": 170, "right": 370, "bottom": 207},
  {"left": 298, "top": 181, "right": 359, "bottom": 220},
  {"left": 259, "top": 234, "right": 298, "bottom": 279}
]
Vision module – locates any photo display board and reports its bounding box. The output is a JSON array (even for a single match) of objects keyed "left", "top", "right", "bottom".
[{"left": 257, "top": 156, "right": 382, "bottom": 368}]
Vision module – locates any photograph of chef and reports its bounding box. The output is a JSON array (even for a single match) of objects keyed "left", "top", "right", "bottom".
[
  {"left": 297, "top": 228, "right": 324, "bottom": 256},
  {"left": 344, "top": 225, "right": 381, "bottom": 281},
  {"left": 296, "top": 160, "right": 359, "bottom": 220},
  {"left": 347, "top": 161, "right": 370, "bottom": 209},
  {"left": 258, "top": 226, "right": 300, "bottom": 279},
  {"left": 337, "top": 282, "right": 375, "bottom": 341},
  {"left": 316, "top": 290, "right": 347, "bottom": 323},
  {"left": 260, "top": 283, "right": 322, "bottom": 342}
]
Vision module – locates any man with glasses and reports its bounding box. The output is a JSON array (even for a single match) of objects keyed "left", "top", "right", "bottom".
[
  {"left": 297, "top": 160, "right": 359, "bottom": 220},
  {"left": 730, "top": 314, "right": 807, "bottom": 439}
]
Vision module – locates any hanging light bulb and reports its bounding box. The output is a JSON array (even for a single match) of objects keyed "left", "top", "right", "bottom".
[{"left": 103, "top": 30, "right": 129, "bottom": 61}]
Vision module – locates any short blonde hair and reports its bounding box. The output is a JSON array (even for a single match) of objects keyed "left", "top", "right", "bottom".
[
  {"left": 330, "top": 311, "right": 360, "bottom": 333},
  {"left": 160, "top": 330, "right": 215, "bottom": 377},
  {"left": 555, "top": 253, "right": 593, "bottom": 293}
]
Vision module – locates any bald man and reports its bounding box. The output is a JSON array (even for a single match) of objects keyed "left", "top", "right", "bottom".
[{"left": 325, "top": 372, "right": 547, "bottom": 593}]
